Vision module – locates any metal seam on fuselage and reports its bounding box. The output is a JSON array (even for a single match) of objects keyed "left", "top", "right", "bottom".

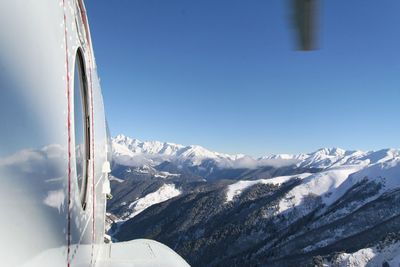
[
  {"left": 76, "top": 0, "right": 97, "bottom": 263},
  {"left": 62, "top": 0, "right": 71, "bottom": 266},
  {"left": 89, "top": 57, "right": 96, "bottom": 265}
]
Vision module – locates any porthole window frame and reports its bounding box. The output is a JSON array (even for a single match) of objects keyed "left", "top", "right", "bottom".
[{"left": 73, "top": 48, "right": 91, "bottom": 210}]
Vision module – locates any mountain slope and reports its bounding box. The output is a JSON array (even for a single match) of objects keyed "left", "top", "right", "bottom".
[
  {"left": 113, "top": 156, "right": 400, "bottom": 266},
  {"left": 108, "top": 135, "right": 400, "bottom": 266}
]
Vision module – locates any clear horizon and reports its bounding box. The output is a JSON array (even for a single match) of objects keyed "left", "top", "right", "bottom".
[{"left": 86, "top": 1, "right": 400, "bottom": 157}]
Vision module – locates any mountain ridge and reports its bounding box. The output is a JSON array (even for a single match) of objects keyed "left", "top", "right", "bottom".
[
  {"left": 108, "top": 134, "right": 400, "bottom": 266},
  {"left": 112, "top": 134, "right": 398, "bottom": 170}
]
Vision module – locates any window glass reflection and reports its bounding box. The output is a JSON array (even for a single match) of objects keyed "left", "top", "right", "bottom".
[{"left": 74, "top": 51, "right": 88, "bottom": 208}]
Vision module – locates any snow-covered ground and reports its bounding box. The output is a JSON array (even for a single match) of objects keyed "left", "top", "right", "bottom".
[
  {"left": 225, "top": 149, "right": 400, "bottom": 217},
  {"left": 332, "top": 241, "right": 400, "bottom": 267},
  {"left": 225, "top": 173, "right": 311, "bottom": 202},
  {"left": 112, "top": 135, "right": 400, "bottom": 222},
  {"left": 110, "top": 136, "right": 400, "bottom": 266},
  {"left": 109, "top": 176, "right": 124, "bottom": 183},
  {"left": 126, "top": 184, "right": 181, "bottom": 219},
  {"left": 154, "top": 171, "right": 181, "bottom": 179}
]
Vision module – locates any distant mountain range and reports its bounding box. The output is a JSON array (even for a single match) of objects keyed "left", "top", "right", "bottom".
[
  {"left": 108, "top": 135, "right": 400, "bottom": 267},
  {"left": 113, "top": 134, "right": 398, "bottom": 170}
]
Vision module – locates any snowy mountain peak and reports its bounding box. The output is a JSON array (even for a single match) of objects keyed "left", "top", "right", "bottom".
[
  {"left": 112, "top": 135, "right": 400, "bottom": 172},
  {"left": 312, "top": 147, "right": 347, "bottom": 157},
  {"left": 112, "top": 134, "right": 248, "bottom": 167},
  {"left": 113, "top": 135, "right": 185, "bottom": 157}
]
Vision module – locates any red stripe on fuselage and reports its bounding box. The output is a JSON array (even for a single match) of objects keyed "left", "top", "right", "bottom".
[{"left": 62, "top": 0, "right": 72, "bottom": 266}]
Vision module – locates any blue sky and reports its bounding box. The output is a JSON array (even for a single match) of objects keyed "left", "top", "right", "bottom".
[{"left": 86, "top": 0, "right": 400, "bottom": 156}]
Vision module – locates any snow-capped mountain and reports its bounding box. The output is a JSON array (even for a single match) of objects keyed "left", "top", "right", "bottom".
[
  {"left": 227, "top": 150, "right": 400, "bottom": 215},
  {"left": 112, "top": 134, "right": 399, "bottom": 172},
  {"left": 112, "top": 134, "right": 245, "bottom": 167},
  {"left": 262, "top": 147, "right": 392, "bottom": 169},
  {"left": 108, "top": 135, "right": 400, "bottom": 266}
]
